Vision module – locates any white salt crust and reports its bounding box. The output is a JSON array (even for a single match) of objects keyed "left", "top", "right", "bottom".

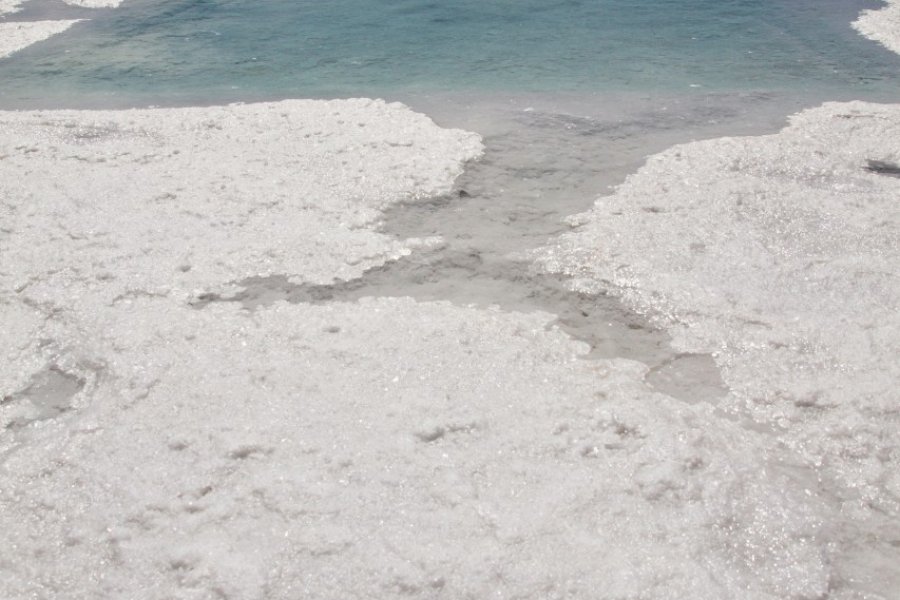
[
  {"left": 1, "top": 4, "right": 898, "bottom": 598},
  {"left": 0, "top": 20, "right": 81, "bottom": 59},
  {"left": 0, "top": 0, "right": 121, "bottom": 59},
  {"left": 0, "top": 99, "right": 480, "bottom": 396},
  {"left": 1, "top": 100, "right": 838, "bottom": 599},
  {"left": 537, "top": 101, "right": 900, "bottom": 594},
  {"left": 0, "top": 296, "right": 832, "bottom": 600},
  {"left": 63, "top": 0, "right": 123, "bottom": 7},
  {"left": 854, "top": 0, "right": 900, "bottom": 55},
  {"left": 0, "top": 0, "right": 24, "bottom": 16}
]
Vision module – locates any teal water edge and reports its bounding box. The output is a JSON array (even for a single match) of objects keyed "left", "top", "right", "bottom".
[{"left": 1, "top": 0, "right": 899, "bottom": 109}]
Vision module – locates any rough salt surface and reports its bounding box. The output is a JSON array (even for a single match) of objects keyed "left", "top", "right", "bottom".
[
  {"left": 0, "top": 98, "right": 479, "bottom": 388},
  {"left": 0, "top": 20, "right": 81, "bottom": 59},
  {"left": 0, "top": 296, "right": 833, "bottom": 600},
  {"left": 854, "top": 0, "right": 900, "bottom": 55},
  {"left": 1, "top": 99, "right": 843, "bottom": 599},
  {"left": 537, "top": 101, "right": 900, "bottom": 595}
]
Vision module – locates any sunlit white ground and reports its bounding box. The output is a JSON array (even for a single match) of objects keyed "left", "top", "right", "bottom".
[{"left": 1, "top": 1, "right": 899, "bottom": 599}]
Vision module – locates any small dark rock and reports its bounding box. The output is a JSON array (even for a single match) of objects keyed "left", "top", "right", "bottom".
[{"left": 865, "top": 159, "right": 900, "bottom": 177}]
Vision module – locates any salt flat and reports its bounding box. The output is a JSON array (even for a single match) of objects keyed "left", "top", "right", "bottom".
[
  {"left": 3, "top": 98, "right": 897, "bottom": 600},
  {"left": 0, "top": 97, "right": 836, "bottom": 599},
  {"left": 2, "top": 1, "right": 900, "bottom": 598}
]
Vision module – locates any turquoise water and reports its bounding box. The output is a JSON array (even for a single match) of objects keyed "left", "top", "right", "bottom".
[{"left": 1, "top": 0, "right": 899, "bottom": 108}]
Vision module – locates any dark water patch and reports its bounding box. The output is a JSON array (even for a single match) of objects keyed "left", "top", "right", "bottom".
[
  {"left": 2, "top": 365, "right": 85, "bottom": 430},
  {"left": 865, "top": 159, "right": 900, "bottom": 177}
]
